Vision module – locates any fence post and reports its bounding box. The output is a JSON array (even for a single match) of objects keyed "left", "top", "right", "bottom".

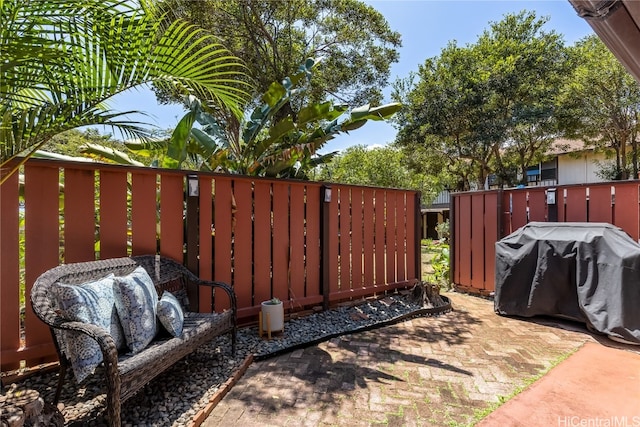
[
  {"left": 414, "top": 192, "right": 422, "bottom": 282},
  {"left": 320, "top": 185, "right": 332, "bottom": 310},
  {"left": 186, "top": 175, "right": 200, "bottom": 312},
  {"left": 449, "top": 192, "right": 455, "bottom": 286}
]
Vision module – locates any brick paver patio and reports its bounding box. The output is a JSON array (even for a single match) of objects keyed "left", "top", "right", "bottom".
[{"left": 202, "top": 292, "right": 597, "bottom": 426}]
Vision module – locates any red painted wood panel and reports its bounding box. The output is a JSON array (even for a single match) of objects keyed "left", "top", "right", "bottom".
[
  {"left": 272, "top": 183, "right": 289, "bottom": 300},
  {"left": 290, "top": 184, "right": 306, "bottom": 300},
  {"left": 99, "top": 170, "right": 128, "bottom": 258},
  {"left": 363, "top": 188, "right": 375, "bottom": 286},
  {"left": 386, "top": 191, "right": 397, "bottom": 284},
  {"left": 233, "top": 180, "right": 253, "bottom": 308},
  {"left": 396, "top": 192, "right": 407, "bottom": 282},
  {"left": 406, "top": 193, "right": 417, "bottom": 281},
  {"left": 24, "top": 165, "right": 59, "bottom": 353},
  {"left": 1, "top": 172, "right": 21, "bottom": 369},
  {"left": 214, "top": 178, "right": 233, "bottom": 311},
  {"left": 528, "top": 190, "right": 547, "bottom": 222},
  {"left": 328, "top": 191, "right": 340, "bottom": 292},
  {"left": 565, "top": 187, "right": 587, "bottom": 222},
  {"left": 305, "top": 185, "right": 321, "bottom": 297},
  {"left": 471, "top": 194, "right": 485, "bottom": 290},
  {"left": 198, "top": 178, "right": 213, "bottom": 312},
  {"left": 588, "top": 185, "right": 613, "bottom": 223},
  {"left": 131, "top": 172, "right": 158, "bottom": 256},
  {"left": 160, "top": 174, "right": 184, "bottom": 262},
  {"left": 483, "top": 193, "right": 498, "bottom": 292},
  {"left": 510, "top": 191, "right": 528, "bottom": 231},
  {"left": 613, "top": 184, "right": 640, "bottom": 242},
  {"left": 352, "top": 188, "right": 364, "bottom": 288},
  {"left": 253, "top": 181, "right": 272, "bottom": 304},
  {"left": 458, "top": 195, "right": 472, "bottom": 286},
  {"left": 558, "top": 188, "right": 566, "bottom": 222},
  {"left": 64, "top": 168, "right": 96, "bottom": 262},
  {"left": 339, "top": 187, "right": 352, "bottom": 289},
  {"left": 374, "top": 189, "right": 385, "bottom": 285},
  {"left": 454, "top": 195, "right": 461, "bottom": 283}
]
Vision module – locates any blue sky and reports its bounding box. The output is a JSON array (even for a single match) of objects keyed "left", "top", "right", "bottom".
[{"left": 106, "top": 0, "right": 594, "bottom": 153}]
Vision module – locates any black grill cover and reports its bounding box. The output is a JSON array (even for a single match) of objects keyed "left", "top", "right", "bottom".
[{"left": 495, "top": 222, "right": 640, "bottom": 344}]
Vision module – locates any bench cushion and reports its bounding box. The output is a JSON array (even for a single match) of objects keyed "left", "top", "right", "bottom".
[
  {"left": 55, "top": 274, "right": 125, "bottom": 382},
  {"left": 157, "top": 291, "right": 184, "bottom": 337},
  {"left": 114, "top": 266, "right": 159, "bottom": 353}
]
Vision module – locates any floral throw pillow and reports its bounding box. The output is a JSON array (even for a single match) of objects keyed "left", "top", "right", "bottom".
[
  {"left": 113, "top": 266, "right": 159, "bottom": 353},
  {"left": 55, "top": 274, "right": 125, "bottom": 383},
  {"left": 157, "top": 291, "right": 185, "bottom": 337}
]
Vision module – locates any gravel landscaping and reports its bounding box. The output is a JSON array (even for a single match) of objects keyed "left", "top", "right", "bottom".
[{"left": 11, "top": 291, "right": 450, "bottom": 426}]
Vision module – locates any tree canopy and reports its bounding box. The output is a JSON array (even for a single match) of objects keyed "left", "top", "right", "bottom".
[
  {"left": 154, "top": 0, "right": 401, "bottom": 107},
  {"left": 393, "top": 11, "right": 569, "bottom": 190},
  {"left": 559, "top": 34, "right": 640, "bottom": 180},
  {"left": 315, "top": 144, "right": 437, "bottom": 202}
]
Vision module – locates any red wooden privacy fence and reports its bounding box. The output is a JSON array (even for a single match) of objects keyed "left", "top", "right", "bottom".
[
  {"left": 0, "top": 159, "right": 421, "bottom": 371},
  {"left": 451, "top": 181, "right": 640, "bottom": 295}
]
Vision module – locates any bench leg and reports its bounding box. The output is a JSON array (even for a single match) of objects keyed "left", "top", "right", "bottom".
[
  {"left": 54, "top": 363, "right": 68, "bottom": 404},
  {"left": 103, "top": 358, "right": 121, "bottom": 427}
]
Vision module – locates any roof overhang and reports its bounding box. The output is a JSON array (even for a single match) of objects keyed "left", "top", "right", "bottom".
[{"left": 568, "top": 0, "right": 640, "bottom": 82}]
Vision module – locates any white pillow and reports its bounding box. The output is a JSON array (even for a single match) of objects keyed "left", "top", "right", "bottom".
[{"left": 113, "top": 266, "right": 159, "bottom": 353}]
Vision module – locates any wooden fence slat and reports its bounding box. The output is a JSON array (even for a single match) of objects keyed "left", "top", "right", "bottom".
[
  {"left": 396, "top": 193, "right": 407, "bottom": 282},
  {"left": 328, "top": 191, "right": 340, "bottom": 293},
  {"left": 99, "top": 170, "right": 128, "bottom": 258},
  {"left": 272, "top": 183, "right": 290, "bottom": 301},
  {"left": 1, "top": 171, "right": 21, "bottom": 370},
  {"left": 213, "top": 178, "right": 233, "bottom": 312},
  {"left": 483, "top": 193, "right": 498, "bottom": 291},
  {"left": 131, "top": 172, "right": 158, "bottom": 256},
  {"left": 24, "top": 165, "right": 59, "bottom": 359},
  {"left": 405, "top": 193, "right": 416, "bottom": 282},
  {"left": 511, "top": 191, "right": 528, "bottom": 231},
  {"left": 528, "top": 190, "right": 547, "bottom": 222},
  {"left": 290, "top": 184, "right": 306, "bottom": 301},
  {"left": 339, "top": 188, "right": 352, "bottom": 290},
  {"left": 588, "top": 186, "right": 613, "bottom": 223},
  {"left": 233, "top": 180, "right": 253, "bottom": 308},
  {"left": 374, "top": 190, "right": 386, "bottom": 285},
  {"left": 471, "top": 194, "right": 485, "bottom": 289},
  {"left": 363, "top": 188, "right": 375, "bottom": 286},
  {"left": 458, "top": 195, "right": 472, "bottom": 285},
  {"left": 613, "top": 184, "right": 640, "bottom": 242},
  {"left": 386, "top": 191, "right": 397, "bottom": 285},
  {"left": 64, "top": 168, "right": 96, "bottom": 263},
  {"left": 253, "top": 181, "right": 272, "bottom": 304},
  {"left": 305, "top": 186, "right": 321, "bottom": 297},
  {"left": 160, "top": 174, "right": 184, "bottom": 262},
  {"left": 198, "top": 178, "right": 214, "bottom": 312},
  {"left": 566, "top": 187, "right": 587, "bottom": 222},
  {"left": 351, "top": 188, "right": 364, "bottom": 288}
]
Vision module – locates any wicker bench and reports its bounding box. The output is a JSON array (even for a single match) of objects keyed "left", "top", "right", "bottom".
[{"left": 30, "top": 255, "right": 237, "bottom": 427}]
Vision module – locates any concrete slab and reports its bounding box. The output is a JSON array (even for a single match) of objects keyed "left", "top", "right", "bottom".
[{"left": 477, "top": 342, "right": 640, "bottom": 427}]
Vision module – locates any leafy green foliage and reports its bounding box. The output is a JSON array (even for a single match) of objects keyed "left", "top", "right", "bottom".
[
  {"left": 423, "top": 239, "right": 450, "bottom": 289},
  {"left": 154, "top": 0, "right": 401, "bottom": 108},
  {"left": 314, "top": 144, "right": 437, "bottom": 201},
  {"left": 559, "top": 35, "right": 640, "bottom": 180},
  {"left": 1, "top": 0, "right": 249, "bottom": 182},
  {"left": 393, "top": 11, "right": 569, "bottom": 190},
  {"left": 435, "top": 219, "right": 450, "bottom": 241},
  {"left": 127, "top": 59, "right": 401, "bottom": 177}
]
